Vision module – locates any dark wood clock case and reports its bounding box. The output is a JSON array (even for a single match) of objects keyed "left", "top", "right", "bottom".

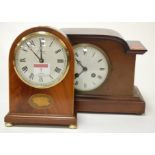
[
  {"left": 5, "top": 27, "right": 77, "bottom": 128},
  {"left": 62, "top": 28, "right": 147, "bottom": 114}
]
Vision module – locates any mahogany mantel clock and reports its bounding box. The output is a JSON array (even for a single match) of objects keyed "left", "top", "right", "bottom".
[
  {"left": 5, "top": 26, "right": 77, "bottom": 128},
  {"left": 62, "top": 28, "right": 147, "bottom": 114}
]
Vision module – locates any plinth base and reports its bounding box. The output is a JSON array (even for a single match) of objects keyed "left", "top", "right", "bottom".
[
  {"left": 4, "top": 113, "right": 77, "bottom": 128},
  {"left": 75, "top": 87, "right": 145, "bottom": 114}
]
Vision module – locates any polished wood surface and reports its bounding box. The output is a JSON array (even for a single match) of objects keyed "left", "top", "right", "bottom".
[
  {"left": 5, "top": 113, "right": 77, "bottom": 126},
  {"left": 127, "top": 41, "right": 147, "bottom": 54},
  {"left": 76, "top": 87, "right": 145, "bottom": 114},
  {"left": 5, "top": 27, "right": 76, "bottom": 126},
  {"left": 62, "top": 28, "right": 147, "bottom": 114}
]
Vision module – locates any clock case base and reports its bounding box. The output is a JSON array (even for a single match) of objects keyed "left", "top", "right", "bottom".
[
  {"left": 5, "top": 113, "right": 77, "bottom": 127},
  {"left": 75, "top": 87, "right": 145, "bottom": 114}
]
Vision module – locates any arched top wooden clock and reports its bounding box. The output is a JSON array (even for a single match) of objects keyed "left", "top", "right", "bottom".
[
  {"left": 5, "top": 26, "right": 77, "bottom": 128},
  {"left": 62, "top": 28, "right": 147, "bottom": 114}
]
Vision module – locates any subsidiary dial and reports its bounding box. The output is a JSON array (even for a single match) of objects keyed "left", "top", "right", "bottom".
[{"left": 74, "top": 43, "right": 109, "bottom": 91}]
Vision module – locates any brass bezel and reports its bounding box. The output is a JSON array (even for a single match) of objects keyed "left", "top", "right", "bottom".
[
  {"left": 13, "top": 31, "right": 70, "bottom": 89},
  {"left": 73, "top": 43, "right": 111, "bottom": 92}
]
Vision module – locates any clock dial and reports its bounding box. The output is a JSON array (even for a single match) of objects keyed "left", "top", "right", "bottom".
[
  {"left": 14, "top": 31, "right": 69, "bottom": 88},
  {"left": 74, "top": 43, "right": 109, "bottom": 91}
]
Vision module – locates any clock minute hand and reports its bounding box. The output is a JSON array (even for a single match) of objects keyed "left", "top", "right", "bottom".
[
  {"left": 75, "top": 58, "right": 86, "bottom": 69},
  {"left": 39, "top": 39, "right": 44, "bottom": 63},
  {"left": 75, "top": 58, "right": 88, "bottom": 72},
  {"left": 26, "top": 43, "right": 40, "bottom": 61},
  {"left": 31, "top": 50, "right": 41, "bottom": 60}
]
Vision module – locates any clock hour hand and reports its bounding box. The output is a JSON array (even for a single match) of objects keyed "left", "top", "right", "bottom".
[
  {"left": 75, "top": 70, "right": 84, "bottom": 79},
  {"left": 75, "top": 67, "right": 88, "bottom": 79}
]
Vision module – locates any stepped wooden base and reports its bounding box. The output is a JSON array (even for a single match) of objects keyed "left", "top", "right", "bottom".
[
  {"left": 75, "top": 87, "right": 145, "bottom": 114},
  {"left": 4, "top": 113, "right": 77, "bottom": 128}
]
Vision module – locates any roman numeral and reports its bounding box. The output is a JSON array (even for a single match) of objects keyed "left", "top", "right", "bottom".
[
  {"left": 75, "top": 52, "right": 79, "bottom": 57},
  {"left": 75, "top": 81, "right": 78, "bottom": 86},
  {"left": 20, "top": 58, "right": 26, "bottom": 62},
  {"left": 98, "top": 59, "right": 103, "bottom": 63},
  {"left": 57, "top": 59, "right": 64, "bottom": 63},
  {"left": 49, "top": 75, "right": 53, "bottom": 79},
  {"left": 55, "top": 67, "right": 61, "bottom": 73},
  {"left": 26, "top": 42, "right": 34, "bottom": 50},
  {"left": 29, "top": 73, "right": 34, "bottom": 80},
  {"left": 39, "top": 38, "right": 45, "bottom": 46},
  {"left": 39, "top": 76, "right": 43, "bottom": 82},
  {"left": 55, "top": 49, "right": 61, "bottom": 54},
  {"left": 84, "top": 83, "right": 87, "bottom": 88},
  {"left": 83, "top": 48, "right": 87, "bottom": 55},
  {"left": 27, "top": 40, "right": 35, "bottom": 46},
  {"left": 97, "top": 75, "right": 102, "bottom": 79},
  {"left": 92, "top": 52, "right": 95, "bottom": 57},
  {"left": 49, "top": 39, "right": 55, "bottom": 47},
  {"left": 22, "top": 66, "right": 28, "bottom": 73},
  {"left": 21, "top": 46, "right": 28, "bottom": 52},
  {"left": 23, "top": 48, "right": 28, "bottom": 52},
  {"left": 100, "top": 68, "right": 105, "bottom": 71}
]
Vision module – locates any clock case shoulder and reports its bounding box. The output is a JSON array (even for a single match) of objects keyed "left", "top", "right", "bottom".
[{"left": 62, "top": 28, "right": 147, "bottom": 54}]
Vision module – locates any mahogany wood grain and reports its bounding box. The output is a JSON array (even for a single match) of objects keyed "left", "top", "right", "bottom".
[
  {"left": 5, "top": 27, "right": 77, "bottom": 126},
  {"left": 62, "top": 28, "right": 147, "bottom": 114}
]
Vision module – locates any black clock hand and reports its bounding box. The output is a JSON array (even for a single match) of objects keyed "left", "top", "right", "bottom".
[
  {"left": 32, "top": 50, "right": 41, "bottom": 60},
  {"left": 75, "top": 58, "right": 84, "bottom": 68},
  {"left": 75, "top": 67, "right": 88, "bottom": 79},
  {"left": 75, "top": 59, "right": 88, "bottom": 79},
  {"left": 75, "top": 70, "right": 84, "bottom": 79},
  {"left": 26, "top": 43, "right": 40, "bottom": 61},
  {"left": 75, "top": 58, "right": 88, "bottom": 71},
  {"left": 39, "top": 39, "right": 44, "bottom": 63}
]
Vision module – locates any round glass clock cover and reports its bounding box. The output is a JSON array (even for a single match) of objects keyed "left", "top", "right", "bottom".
[
  {"left": 74, "top": 43, "right": 109, "bottom": 91},
  {"left": 14, "top": 31, "right": 69, "bottom": 88}
]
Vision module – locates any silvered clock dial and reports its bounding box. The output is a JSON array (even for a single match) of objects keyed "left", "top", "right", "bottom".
[
  {"left": 14, "top": 32, "right": 69, "bottom": 88},
  {"left": 74, "top": 43, "right": 109, "bottom": 91}
]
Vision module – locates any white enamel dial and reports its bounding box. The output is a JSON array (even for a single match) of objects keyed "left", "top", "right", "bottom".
[
  {"left": 74, "top": 43, "right": 109, "bottom": 91},
  {"left": 14, "top": 31, "right": 69, "bottom": 88}
]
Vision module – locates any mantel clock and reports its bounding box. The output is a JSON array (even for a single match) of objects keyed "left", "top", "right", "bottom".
[
  {"left": 5, "top": 26, "right": 77, "bottom": 128},
  {"left": 62, "top": 28, "right": 147, "bottom": 114}
]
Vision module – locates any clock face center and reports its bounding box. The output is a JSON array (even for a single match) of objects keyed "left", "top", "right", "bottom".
[
  {"left": 83, "top": 67, "right": 88, "bottom": 71},
  {"left": 39, "top": 59, "right": 44, "bottom": 63},
  {"left": 74, "top": 43, "right": 109, "bottom": 91}
]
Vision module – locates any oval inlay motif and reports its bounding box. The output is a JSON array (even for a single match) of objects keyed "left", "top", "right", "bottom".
[{"left": 28, "top": 94, "right": 53, "bottom": 109}]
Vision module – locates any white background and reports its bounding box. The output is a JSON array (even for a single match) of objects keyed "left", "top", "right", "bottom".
[
  {"left": 0, "top": 1, "right": 155, "bottom": 155},
  {"left": 0, "top": 22, "right": 154, "bottom": 133}
]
